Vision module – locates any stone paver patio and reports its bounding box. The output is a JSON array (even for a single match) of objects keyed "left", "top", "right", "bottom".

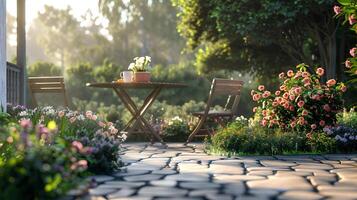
[{"left": 81, "top": 143, "right": 357, "bottom": 200}]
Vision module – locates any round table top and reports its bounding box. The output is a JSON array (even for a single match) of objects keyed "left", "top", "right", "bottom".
[{"left": 86, "top": 81, "right": 187, "bottom": 89}]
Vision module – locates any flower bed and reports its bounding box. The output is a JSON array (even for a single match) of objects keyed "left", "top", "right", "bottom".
[
  {"left": 206, "top": 65, "right": 357, "bottom": 155},
  {"left": 0, "top": 106, "right": 126, "bottom": 199}
]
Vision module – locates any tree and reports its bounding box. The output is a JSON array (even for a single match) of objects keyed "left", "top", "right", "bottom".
[
  {"left": 173, "top": 0, "right": 353, "bottom": 80},
  {"left": 98, "top": 0, "right": 186, "bottom": 67}
]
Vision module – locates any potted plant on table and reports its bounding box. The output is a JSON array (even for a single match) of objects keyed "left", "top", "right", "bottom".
[{"left": 128, "top": 56, "right": 152, "bottom": 82}]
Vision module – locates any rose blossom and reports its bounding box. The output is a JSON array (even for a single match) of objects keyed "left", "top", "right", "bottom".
[
  {"left": 72, "top": 141, "right": 84, "bottom": 151},
  {"left": 311, "top": 124, "right": 317, "bottom": 130},
  {"left": 319, "top": 120, "right": 325, "bottom": 127},
  {"left": 275, "top": 91, "right": 281, "bottom": 96},
  {"left": 316, "top": 67, "right": 324, "bottom": 76},
  {"left": 287, "top": 70, "right": 294, "bottom": 77},
  {"left": 323, "top": 104, "right": 331, "bottom": 112},
  {"left": 326, "top": 79, "right": 336, "bottom": 87},
  {"left": 258, "top": 85, "right": 265, "bottom": 91},
  {"left": 345, "top": 60, "right": 352, "bottom": 68},
  {"left": 262, "top": 91, "right": 271, "bottom": 98},
  {"left": 297, "top": 100, "right": 305, "bottom": 108},
  {"left": 253, "top": 107, "right": 257, "bottom": 113},
  {"left": 289, "top": 105, "right": 295, "bottom": 111},
  {"left": 283, "top": 93, "right": 289, "bottom": 99},
  {"left": 289, "top": 95, "right": 295, "bottom": 101},
  {"left": 279, "top": 72, "right": 285, "bottom": 79},
  {"left": 302, "top": 72, "right": 309, "bottom": 78},
  {"left": 261, "top": 119, "right": 268, "bottom": 126},
  {"left": 280, "top": 85, "right": 287, "bottom": 91},
  {"left": 295, "top": 71, "right": 302, "bottom": 78},
  {"left": 70, "top": 117, "right": 76, "bottom": 123},
  {"left": 333, "top": 5, "right": 341, "bottom": 15},
  {"left": 302, "top": 110, "right": 308, "bottom": 116},
  {"left": 349, "top": 14, "right": 357, "bottom": 25},
  {"left": 291, "top": 121, "right": 296, "bottom": 128},
  {"left": 253, "top": 94, "right": 261, "bottom": 101},
  {"left": 272, "top": 102, "right": 279, "bottom": 107},
  {"left": 20, "top": 119, "right": 32, "bottom": 130},
  {"left": 341, "top": 85, "right": 347, "bottom": 92},
  {"left": 350, "top": 47, "right": 357, "bottom": 57},
  {"left": 294, "top": 87, "right": 302, "bottom": 95}
]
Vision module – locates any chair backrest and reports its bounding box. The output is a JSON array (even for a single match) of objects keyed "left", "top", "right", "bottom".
[
  {"left": 205, "top": 78, "right": 244, "bottom": 116},
  {"left": 28, "top": 76, "right": 68, "bottom": 107}
]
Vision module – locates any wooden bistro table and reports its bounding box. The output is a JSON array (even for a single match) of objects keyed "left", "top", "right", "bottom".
[{"left": 86, "top": 81, "right": 187, "bottom": 145}]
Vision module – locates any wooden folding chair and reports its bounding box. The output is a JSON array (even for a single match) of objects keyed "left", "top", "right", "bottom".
[
  {"left": 28, "top": 76, "right": 69, "bottom": 107},
  {"left": 185, "top": 78, "right": 244, "bottom": 144}
]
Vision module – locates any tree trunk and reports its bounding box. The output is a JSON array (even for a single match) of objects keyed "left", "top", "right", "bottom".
[
  {"left": 0, "top": 0, "right": 6, "bottom": 111},
  {"left": 326, "top": 33, "right": 337, "bottom": 79}
]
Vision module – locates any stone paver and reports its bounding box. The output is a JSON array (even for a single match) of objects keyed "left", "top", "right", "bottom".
[{"left": 79, "top": 143, "right": 357, "bottom": 200}]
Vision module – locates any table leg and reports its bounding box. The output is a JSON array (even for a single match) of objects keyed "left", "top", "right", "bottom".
[
  {"left": 123, "top": 87, "right": 161, "bottom": 131},
  {"left": 113, "top": 87, "right": 166, "bottom": 145}
]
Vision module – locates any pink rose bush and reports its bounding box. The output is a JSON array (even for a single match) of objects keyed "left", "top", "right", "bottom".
[
  {"left": 335, "top": 1, "right": 357, "bottom": 78},
  {"left": 251, "top": 64, "right": 345, "bottom": 132}
]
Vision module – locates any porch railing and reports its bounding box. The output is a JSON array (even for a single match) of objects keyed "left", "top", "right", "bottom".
[{"left": 6, "top": 62, "right": 21, "bottom": 105}]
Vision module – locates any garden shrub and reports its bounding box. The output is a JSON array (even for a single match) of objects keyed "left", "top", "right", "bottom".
[
  {"left": 308, "top": 132, "right": 337, "bottom": 153},
  {"left": 338, "top": 108, "right": 357, "bottom": 129},
  {"left": 207, "top": 119, "right": 308, "bottom": 156},
  {"left": 0, "top": 106, "right": 126, "bottom": 199},
  {"left": 0, "top": 121, "right": 86, "bottom": 199},
  {"left": 251, "top": 64, "right": 345, "bottom": 132},
  {"left": 161, "top": 116, "right": 191, "bottom": 142}
]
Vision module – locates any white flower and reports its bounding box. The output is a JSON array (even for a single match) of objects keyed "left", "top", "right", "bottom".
[
  {"left": 128, "top": 63, "right": 135, "bottom": 70},
  {"left": 19, "top": 111, "right": 28, "bottom": 117},
  {"left": 172, "top": 116, "right": 183, "bottom": 122}
]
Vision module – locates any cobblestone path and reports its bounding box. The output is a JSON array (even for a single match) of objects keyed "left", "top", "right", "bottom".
[{"left": 83, "top": 143, "right": 357, "bottom": 200}]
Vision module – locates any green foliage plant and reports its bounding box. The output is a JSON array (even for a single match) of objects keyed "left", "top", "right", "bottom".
[{"left": 335, "top": 0, "right": 357, "bottom": 82}]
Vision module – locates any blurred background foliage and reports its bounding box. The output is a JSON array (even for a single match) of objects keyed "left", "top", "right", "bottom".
[{"left": 6, "top": 0, "right": 357, "bottom": 126}]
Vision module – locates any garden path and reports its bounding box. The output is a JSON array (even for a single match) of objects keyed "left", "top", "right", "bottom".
[{"left": 80, "top": 143, "right": 357, "bottom": 200}]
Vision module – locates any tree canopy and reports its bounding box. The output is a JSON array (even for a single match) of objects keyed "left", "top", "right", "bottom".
[{"left": 173, "top": 0, "right": 353, "bottom": 80}]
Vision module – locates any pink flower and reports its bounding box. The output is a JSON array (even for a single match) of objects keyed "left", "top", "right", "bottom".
[
  {"left": 295, "top": 71, "right": 302, "bottom": 78},
  {"left": 323, "top": 104, "right": 331, "bottom": 112},
  {"left": 302, "top": 110, "right": 308, "bottom": 116},
  {"left": 319, "top": 120, "right": 325, "bottom": 127},
  {"left": 58, "top": 111, "right": 65, "bottom": 118},
  {"left": 253, "top": 94, "right": 261, "bottom": 101},
  {"left": 291, "top": 121, "right": 296, "bottom": 128},
  {"left": 275, "top": 91, "right": 281, "bottom": 96},
  {"left": 316, "top": 67, "right": 324, "bottom": 76},
  {"left": 261, "top": 119, "right": 268, "bottom": 127},
  {"left": 70, "top": 117, "right": 76, "bottom": 123},
  {"left": 302, "top": 72, "right": 309, "bottom": 78},
  {"left": 350, "top": 47, "right": 357, "bottom": 57},
  {"left": 294, "top": 87, "right": 302, "bottom": 95},
  {"left": 289, "top": 95, "right": 295, "bottom": 101},
  {"left": 253, "top": 107, "right": 257, "bottom": 113},
  {"left": 98, "top": 121, "right": 106, "bottom": 127},
  {"left": 287, "top": 70, "right": 294, "bottom": 77},
  {"left": 311, "top": 124, "right": 317, "bottom": 130},
  {"left": 349, "top": 14, "right": 357, "bottom": 25},
  {"left": 258, "top": 85, "right": 265, "bottom": 91},
  {"left": 272, "top": 102, "right": 279, "bottom": 107},
  {"left": 78, "top": 160, "right": 88, "bottom": 169},
  {"left": 297, "top": 101, "right": 305, "bottom": 108},
  {"left": 283, "top": 93, "right": 289, "bottom": 99},
  {"left": 289, "top": 105, "right": 295, "bottom": 111},
  {"left": 333, "top": 5, "right": 341, "bottom": 15},
  {"left": 341, "top": 85, "right": 347, "bottom": 92},
  {"left": 279, "top": 72, "right": 285, "bottom": 79},
  {"left": 20, "top": 119, "right": 32, "bottom": 130},
  {"left": 262, "top": 110, "right": 267, "bottom": 116},
  {"left": 280, "top": 85, "right": 287, "bottom": 91},
  {"left": 72, "top": 141, "right": 83, "bottom": 151},
  {"left": 345, "top": 60, "right": 352, "bottom": 68},
  {"left": 85, "top": 111, "right": 93, "bottom": 119},
  {"left": 326, "top": 79, "right": 336, "bottom": 87},
  {"left": 262, "top": 91, "right": 271, "bottom": 98},
  {"left": 91, "top": 115, "right": 98, "bottom": 121}
]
